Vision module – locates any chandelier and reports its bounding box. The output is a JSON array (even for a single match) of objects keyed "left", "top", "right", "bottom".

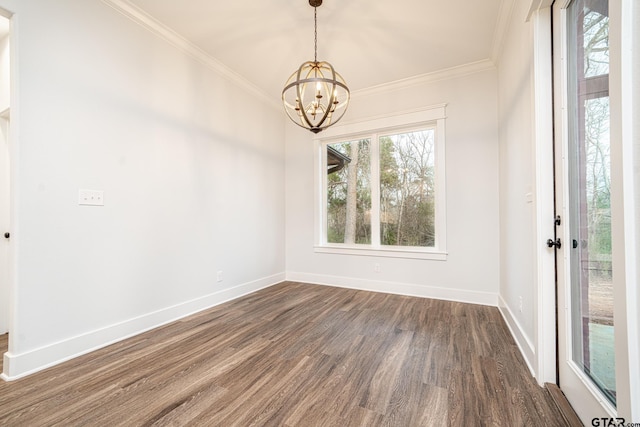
[{"left": 282, "top": 0, "right": 350, "bottom": 134}]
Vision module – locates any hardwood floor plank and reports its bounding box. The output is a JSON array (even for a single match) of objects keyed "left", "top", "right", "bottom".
[
  {"left": 219, "top": 355, "right": 314, "bottom": 427},
  {"left": 341, "top": 406, "right": 385, "bottom": 427},
  {"left": 422, "top": 320, "right": 453, "bottom": 388},
  {"left": 144, "top": 383, "right": 228, "bottom": 427},
  {"left": 0, "top": 282, "right": 570, "bottom": 426},
  {"left": 413, "top": 385, "right": 449, "bottom": 427},
  {"left": 184, "top": 356, "right": 304, "bottom": 425},
  {"left": 281, "top": 337, "right": 367, "bottom": 426},
  {"left": 360, "top": 329, "right": 414, "bottom": 415}
]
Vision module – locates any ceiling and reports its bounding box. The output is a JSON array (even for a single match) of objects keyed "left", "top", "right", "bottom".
[{"left": 125, "top": 0, "right": 510, "bottom": 101}]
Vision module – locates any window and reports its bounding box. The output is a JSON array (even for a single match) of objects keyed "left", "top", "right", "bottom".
[
  {"left": 315, "top": 106, "right": 447, "bottom": 260},
  {"left": 566, "top": 0, "right": 615, "bottom": 406}
]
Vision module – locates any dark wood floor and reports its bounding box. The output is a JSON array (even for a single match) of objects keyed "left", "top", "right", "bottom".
[{"left": 0, "top": 281, "right": 568, "bottom": 426}]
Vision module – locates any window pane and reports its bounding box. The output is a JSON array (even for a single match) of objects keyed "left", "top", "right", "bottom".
[
  {"left": 326, "top": 139, "right": 371, "bottom": 244},
  {"left": 584, "top": 95, "right": 614, "bottom": 399},
  {"left": 583, "top": 5, "right": 609, "bottom": 78},
  {"left": 567, "top": 0, "right": 615, "bottom": 406},
  {"left": 379, "top": 130, "right": 435, "bottom": 247}
]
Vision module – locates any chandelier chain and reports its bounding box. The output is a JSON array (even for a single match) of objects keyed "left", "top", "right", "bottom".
[{"left": 314, "top": 6, "right": 318, "bottom": 63}]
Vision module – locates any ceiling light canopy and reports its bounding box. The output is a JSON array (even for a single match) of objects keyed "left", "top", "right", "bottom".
[{"left": 282, "top": 0, "right": 350, "bottom": 134}]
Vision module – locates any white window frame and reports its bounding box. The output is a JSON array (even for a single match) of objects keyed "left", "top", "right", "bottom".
[{"left": 314, "top": 105, "right": 447, "bottom": 260}]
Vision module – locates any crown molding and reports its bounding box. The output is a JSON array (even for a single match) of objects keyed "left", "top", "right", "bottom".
[
  {"left": 491, "top": 0, "right": 516, "bottom": 65},
  {"left": 101, "top": 0, "right": 280, "bottom": 110},
  {"left": 102, "top": 0, "right": 500, "bottom": 110},
  {"left": 352, "top": 59, "right": 496, "bottom": 99}
]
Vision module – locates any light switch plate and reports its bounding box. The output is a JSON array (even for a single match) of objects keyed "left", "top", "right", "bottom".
[{"left": 78, "top": 189, "right": 104, "bottom": 206}]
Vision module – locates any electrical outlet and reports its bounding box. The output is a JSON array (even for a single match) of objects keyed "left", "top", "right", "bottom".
[
  {"left": 78, "top": 189, "right": 104, "bottom": 206},
  {"left": 374, "top": 263, "right": 381, "bottom": 273},
  {"left": 518, "top": 296, "right": 523, "bottom": 313},
  {"left": 216, "top": 271, "right": 223, "bottom": 282}
]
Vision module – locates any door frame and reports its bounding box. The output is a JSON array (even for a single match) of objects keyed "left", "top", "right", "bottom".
[
  {"left": 530, "top": 2, "right": 558, "bottom": 387},
  {"left": 608, "top": 0, "right": 640, "bottom": 420},
  {"left": 0, "top": 8, "right": 15, "bottom": 338},
  {"left": 0, "top": 5, "right": 15, "bottom": 376},
  {"left": 0, "top": 109, "right": 9, "bottom": 335}
]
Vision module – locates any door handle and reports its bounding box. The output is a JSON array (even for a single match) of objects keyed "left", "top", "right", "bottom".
[
  {"left": 3, "top": 232, "right": 8, "bottom": 239},
  {"left": 547, "top": 238, "right": 561, "bottom": 249}
]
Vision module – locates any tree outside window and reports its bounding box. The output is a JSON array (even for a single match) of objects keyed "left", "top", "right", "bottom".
[
  {"left": 379, "top": 130, "right": 435, "bottom": 247},
  {"left": 326, "top": 139, "right": 371, "bottom": 244},
  {"left": 324, "top": 127, "right": 439, "bottom": 250}
]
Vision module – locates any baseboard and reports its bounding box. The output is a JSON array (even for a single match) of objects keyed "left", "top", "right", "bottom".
[
  {"left": 1, "top": 273, "right": 285, "bottom": 381},
  {"left": 286, "top": 271, "right": 498, "bottom": 306},
  {"left": 497, "top": 294, "right": 536, "bottom": 376}
]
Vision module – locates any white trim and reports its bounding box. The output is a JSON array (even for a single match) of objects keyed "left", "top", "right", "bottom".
[
  {"left": 5, "top": 7, "right": 18, "bottom": 365},
  {"left": 316, "top": 140, "right": 327, "bottom": 248},
  {"left": 100, "top": 0, "right": 279, "bottom": 110},
  {"left": 314, "top": 105, "right": 447, "bottom": 258},
  {"left": 0, "top": 12, "right": 9, "bottom": 337},
  {"left": 531, "top": 6, "right": 557, "bottom": 386},
  {"left": 565, "top": 360, "right": 617, "bottom": 418},
  {"left": 353, "top": 61, "right": 495, "bottom": 99},
  {"left": 618, "top": 0, "right": 640, "bottom": 419},
  {"left": 314, "top": 245, "right": 447, "bottom": 261},
  {"left": 434, "top": 117, "right": 447, "bottom": 251},
  {"left": 526, "top": 0, "right": 554, "bottom": 21},
  {"left": 370, "top": 135, "right": 381, "bottom": 247},
  {"left": 316, "top": 105, "right": 447, "bottom": 141},
  {"left": 1, "top": 273, "right": 285, "bottom": 381},
  {"left": 286, "top": 272, "right": 498, "bottom": 307},
  {"left": 498, "top": 295, "right": 536, "bottom": 376},
  {"left": 610, "top": 0, "right": 640, "bottom": 420}
]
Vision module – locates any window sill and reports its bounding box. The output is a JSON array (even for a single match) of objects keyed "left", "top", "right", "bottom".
[{"left": 314, "top": 244, "right": 448, "bottom": 261}]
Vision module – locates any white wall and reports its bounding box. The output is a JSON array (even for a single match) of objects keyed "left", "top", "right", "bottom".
[
  {"left": 0, "top": 0, "right": 285, "bottom": 379},
  {"left": 496, "top": 0, "right": 538, "bottom": 368},
  {"left": 286, "top": 66, "right": 500, "bottom": 305}
]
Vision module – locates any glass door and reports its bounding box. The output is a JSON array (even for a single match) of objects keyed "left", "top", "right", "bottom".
[{"left": 553, "top": 0, "right": 617, "bottom": 420}]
